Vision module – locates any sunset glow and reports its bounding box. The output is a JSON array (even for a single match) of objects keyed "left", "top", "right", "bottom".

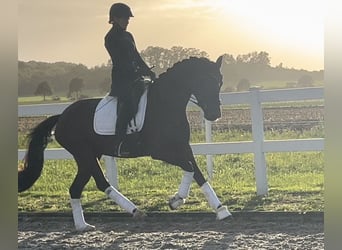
[{"left": 18, "top": 0, "right": 324, "bottom": 70}]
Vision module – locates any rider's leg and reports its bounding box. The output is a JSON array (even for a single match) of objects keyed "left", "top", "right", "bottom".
[
  {"left": 115, "top": 99, "right": 133, "bottom": 155},
  {"left": 115, "top": 82, "right": 145, "bottom": 141}
]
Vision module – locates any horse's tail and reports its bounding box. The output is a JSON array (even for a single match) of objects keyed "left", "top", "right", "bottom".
[{"left": 18, "top": 115, "right": 61, "bottom": 192}]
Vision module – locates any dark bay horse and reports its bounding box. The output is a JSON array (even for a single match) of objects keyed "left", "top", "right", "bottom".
[{"left": 18, "top": 56, "right": 232, "bottom": 231}]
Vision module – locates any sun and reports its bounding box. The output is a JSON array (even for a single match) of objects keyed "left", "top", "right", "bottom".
[{"left": 216, "top": 0, "right": 323, "bottom": 46}]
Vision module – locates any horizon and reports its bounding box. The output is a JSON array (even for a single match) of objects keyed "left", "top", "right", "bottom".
[{"left": 18, "top": 52, "right": 324, "bottom": 72}]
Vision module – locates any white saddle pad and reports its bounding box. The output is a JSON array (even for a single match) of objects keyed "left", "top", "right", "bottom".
[{"left": 94, "top": 89, "right": 148, "bottom": 135}]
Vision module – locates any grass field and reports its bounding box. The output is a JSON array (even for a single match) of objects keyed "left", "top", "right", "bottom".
[{"left": 18, "top": 129, "right": 324, "bottom": 213}]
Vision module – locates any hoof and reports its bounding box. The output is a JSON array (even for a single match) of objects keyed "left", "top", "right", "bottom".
[
  {"left": 169, "top": 193, "right": 185, "bottom": 210},
  {"left": 75, "top": 223, "right": 96, "bottom": 232},
  {"left": 133, "top": 209, "right": 146, "bottom": 220},
  {"left": 216, "top": 205, "right": 232, "bottom": 220}
]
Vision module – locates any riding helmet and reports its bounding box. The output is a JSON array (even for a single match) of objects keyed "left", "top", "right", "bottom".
[{"left": 109, "top": 3, "right": 134, "bottom": 22}]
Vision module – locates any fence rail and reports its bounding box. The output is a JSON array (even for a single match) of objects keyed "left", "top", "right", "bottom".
[{"left": 18, "top": 87, "right": 324, "bottom": 195}]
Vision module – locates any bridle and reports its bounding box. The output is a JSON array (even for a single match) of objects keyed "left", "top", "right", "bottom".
[{"left": 189, "top": 79, "right": 223, "bottom": 109}]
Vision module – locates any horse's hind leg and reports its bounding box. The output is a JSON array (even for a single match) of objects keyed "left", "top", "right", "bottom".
[
  {"left": 89, "top": 158, "right": 142, "bottom": 217},
  {"left": 71, "top": 150, "right": 144, "bottom": 231},
  {"left": 69, "top": 154, "right": 97, "bottom": 231},
  {"left": 169, "top": 170, "right": 194, "bottom": 209}
]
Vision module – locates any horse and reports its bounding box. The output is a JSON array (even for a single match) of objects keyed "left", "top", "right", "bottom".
[{"left": 18, "top": 56, "right": 232, "bottom": 231}]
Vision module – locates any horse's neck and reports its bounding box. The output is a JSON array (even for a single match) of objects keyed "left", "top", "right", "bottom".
[{"left": 150, "top": 80, "right": 191, "bottom": 114}]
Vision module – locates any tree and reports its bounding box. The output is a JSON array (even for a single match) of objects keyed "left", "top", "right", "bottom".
[
  {"left": 140, "top": 46, "right": 209, "bottom": 76},
  {"left": 297, "top": 75, "right": 314, "bottom": 87},
  {"left": 254, "top": 51, "right": 271, "bottom": 66},
  {"left": 99, "top": 77, "right": 111, "bottom": 94},
  {"left": 236, "top": 78, "right": 251, "bottom": 91},
  {"left": 222, "top": 53, "right": 236, "bottom": 65},
  {"left": 236, "top": 51, "right": 270, "bottom": 66},
  {"left": 140, "top": 46, "right": 169, "bottom": 76},
  {"left": 68, "top": 77, "right": 84, "bottom": 100},
  {"left": 34, "top": 81, "right": 52, "bottom": 101},
  {"left": 220, "top": 53, "right": 238, "bottom": 90}
]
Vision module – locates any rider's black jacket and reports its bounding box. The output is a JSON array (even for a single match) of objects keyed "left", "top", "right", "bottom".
[{"left": 105, "top": 25, "right": 150, "bottom": 97}]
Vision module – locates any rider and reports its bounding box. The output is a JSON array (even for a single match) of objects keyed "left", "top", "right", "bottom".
[{"left": 105, "top": 3, "right": 155, "bottom": 154}]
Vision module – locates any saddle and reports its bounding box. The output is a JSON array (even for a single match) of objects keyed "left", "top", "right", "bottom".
[{"left": 93, "top": 89, "right": 148, "bottom": 136}]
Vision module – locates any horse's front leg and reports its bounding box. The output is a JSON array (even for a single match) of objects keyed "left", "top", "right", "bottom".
[
  {"left": 191, "top": 158, "right": 232, "bottom": 220},
  {"left": 167, "top": 149, "right": 232, "bottom": 220}
]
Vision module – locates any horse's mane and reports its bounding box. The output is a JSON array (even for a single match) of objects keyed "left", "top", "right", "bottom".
[{"left": 156, "top": 57, "right": 214, "bottom": 83}]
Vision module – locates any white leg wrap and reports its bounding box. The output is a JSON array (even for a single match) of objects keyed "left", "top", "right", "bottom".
[
  {"left": 70, "top": 199, "right": 95, "bottom": 231},
  {"left": 216, "top": 205, "right": 232, "bottom": 220},
  {"left": 169, "top": 193, "right": 185, "bottom": 210},
  {"left": 178, "top": 171, "right": 194, "bottom": 198},
  {"left": 169, "top": 171, "right": 194, "bottom": 210},
  {"left": 201, "top": 182, "right": 221, "bottom": 210},
  {"left": 105, "top": 186, "right": 136, "bottom": 214},
  {"left": 201, "top": 182, "right": 232, "bottom": 220}
]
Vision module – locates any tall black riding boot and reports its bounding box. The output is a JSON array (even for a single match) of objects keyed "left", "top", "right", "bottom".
[{"left": 114, "top": 102, "right": 132, "bottom": 156}]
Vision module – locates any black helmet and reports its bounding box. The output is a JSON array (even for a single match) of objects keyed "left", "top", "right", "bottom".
[{"left": 109, "top": 3, "right": 133, "bottom": 22}]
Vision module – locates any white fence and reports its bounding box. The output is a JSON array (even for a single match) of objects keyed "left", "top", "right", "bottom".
[{"left": 18, "top": 87, "right": 324, "bottom": 195}]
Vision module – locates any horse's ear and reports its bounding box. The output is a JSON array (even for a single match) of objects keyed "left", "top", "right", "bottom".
[{"left": 216, "top": 55, "right": 223, "bottom": 68}]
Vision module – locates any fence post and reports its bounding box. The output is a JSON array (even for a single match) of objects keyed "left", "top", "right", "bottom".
[
  {"left": 205, "top": 119, "right": 214, "bottom": 179},
  {"left": 250, "top": 87, "right": 268, "bottom": 195},
  {"left": 103, "top": 155, "right": 118, "bottom": 189}
]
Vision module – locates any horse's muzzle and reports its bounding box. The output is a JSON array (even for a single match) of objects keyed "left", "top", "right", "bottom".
[
  {"left": 199, "top": 101, "right": 221, "bottom": 121},
  {"left": 203, "top": 108, "right": 221, "bottom": 121}
]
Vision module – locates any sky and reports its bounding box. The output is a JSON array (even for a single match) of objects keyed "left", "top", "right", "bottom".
[{"left": 18, "top": 0, "right": 324, "bottom": 71}]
